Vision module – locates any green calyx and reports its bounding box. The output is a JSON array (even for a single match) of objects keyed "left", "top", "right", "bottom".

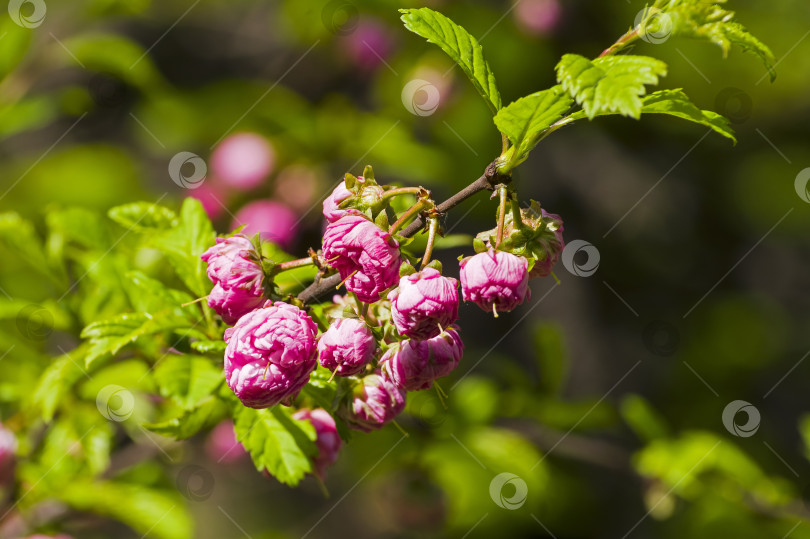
[{"left": 475, "top": 199, "right": 563, "bottom": 259}]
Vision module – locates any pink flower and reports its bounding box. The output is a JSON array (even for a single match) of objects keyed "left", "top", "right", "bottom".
[
  {"left": 322, "top": 215, "right": 400, "bottom": 303},
  {"left": 25, "top": 535, "right": 73, "bottom": 539},
  {"left": 382, "top": 328, "right": 464, "bottom": 391},
  {"left": 529, "top": 209, "right": 565, "bottom": 278},
  {"left": 322, "top": 177, "right": 368, "bottom": 223},
  {"left": 292, "top": 408, "right": 342, "bottom": 480},
  {"left": 388, "top": 267, "right": 459, "bottom": 340},
  {"left": 459, "top": 249, "right": 530, "bottom": 314},
  {"left": 342, "top": 19, "right": 394, "bottom": 72},
  {"left": 338, "top": 371, "right": 406, "bottom": 432},
  {"left": 211, "top": 132, "right": 275, "bottom": 190},
  {"left": 188, "top": 183, "right": 226, "bottom": 220},
  {"left": 205, "top": 420, "right": 247, "bottom": 463},
  {"left": 233, "top": 200, "right": 299, "bottom": 251},
  {"left": 317, "top": 318, "right": 377, "bottom": 376},
  {"left": 514, "top": 0, "right": 562, "bottom": 36},
  {"left": 201, "top": 235, "right": 266, "bottom": 324},
  {"left": 224, "top": 301, "right": 318, "bottom": 408},
  {"left": 0, "top": 422, "right": 16, "bottom": 485}
]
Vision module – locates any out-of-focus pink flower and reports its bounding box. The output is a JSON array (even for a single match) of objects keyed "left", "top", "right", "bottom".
[
  {"left": 224, "top": 301, "right": 318, "bottom": 408},
  {"left": 322, "top": 215, "right": 401, "bottom": 303},
  {"left": 459, "top": 249, "right": 530, "bottom": 314},
  {"left": 188, "top": 183, "right": 226, "bottom": 220},
  {"left": 211, "top": 132, "right": 275, "bottom": 190},
  {"left": 388, "top": 267, "right": 459, "bottom": 340},
  {"left": 205, "top": 420, "right": 247, "bottom": 463},
  {"left": 514, "top": 0, "right": 562, "bottom": 36},
  {"left": 338, "top": 371, "right": 406, "bottom": 432},
  {"left": 274, "top": 165, "right": 321, "bottom": 213},
  {"left": 292, "top": 408, "right": 342, "bottom": 480},
  {"left": 317, "top": 318, "right": 377, "bottom": 376},
  {"left": 382, "top": 328, "right": 464, "bottom": 391},
  {"left": 201, "top": 235, "right": 266, "bottom": 324},
  {"left": 233, "top": 200, "right": 299, "bottom": 251},
  {"left": 24, "top": 535, "right": 74, "bottom": 539},
  {"left": 342, "top": 19, "right": 394, "bottom": 72}
]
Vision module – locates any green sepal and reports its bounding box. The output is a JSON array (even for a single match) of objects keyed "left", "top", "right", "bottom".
[
  {"left": 424, "top": 259, "right": 443, "bottom": 273},
  {"left": 399, "top": 260, "right": 417, "bottom": 277},
  {"left": 374, "top": 210, "right": 390, "bottom": 231}
]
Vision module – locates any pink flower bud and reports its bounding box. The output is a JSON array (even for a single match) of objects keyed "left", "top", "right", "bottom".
[
  {"left": 514, "top": 0, "right": 562, "bottom": 36},
  {"left": 224, "top": 301, "right": 318, "bottom": 408},
  {"left": 292, "top": 408, "right": 342, "bottom": 480},
  {"left": 322, "top": 177, "right": 367, "bottom": 223},
  {"left": 459, "top": 249, "right": 530, "bottom": 314},
  {"left": 382, "top": 328, "right": 463, "bottom": 391},
  {"left": 342, "top": 19, "right": 394, "bottom": 72},
  {"left": 530, "top": 209, "right": 565, "bottom": 278},
  {"left": 339, "top": 371, "right": 406, "bottom": 432},
  {"left": 201, "top": 235, "right": 266, "bottom": 324},
  {"left": 388, "top": 268, "right": 459, "bottom": 340},
  {"left": 233, "top": 200, "right": 299, "bottom": 251},
  {"left": 205, "top": 420, "right": 247, "bottom": 463},
  {"left": 322, "top": 215, "right": 401, "bottom": 303},
  {"left": 317, "top": 318, "right": 377, "bottom": 376},
  {"left": 211, "top": 132, "right": 274, "bottom": 190}
]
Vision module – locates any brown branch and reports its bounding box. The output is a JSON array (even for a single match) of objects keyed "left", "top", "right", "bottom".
[{"left": 297, "top": 162, "right": 508, "bottom": 304}]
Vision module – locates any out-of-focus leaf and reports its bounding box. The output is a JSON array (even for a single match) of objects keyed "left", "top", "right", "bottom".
[
  {"left": 0, "top": 18, "right": 31, "bottom": 80},
  {"left": 620, "top": 394, "right": 669, "bottom": 442},
  {"left": 47, "top": 207, "right": 112, "bottom": 250},
  {"left": 32, "top": 346, "right": 89, "bottom": 422},
  {"left": 190, "top": 339, "right": 226, "bottom": 355},
  {"left": 145, "top": 396, "right": 226, "bottom": 440},
  {"left": 153, "top": 354, "right": 222, "bottom": 410},
  {"left": 532, "top": 322, "right": 567, "bottom": 395},
  {"left": 0, "top": 95, "right": 58, "bottom": 139},
  {"left": 59, "top": 34, "right": 164, "bottom": 89},
  {"left": 108, "top": 202, "right": 178, "bottom": 232}
]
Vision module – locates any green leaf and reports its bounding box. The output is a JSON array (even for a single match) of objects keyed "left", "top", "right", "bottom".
[
  {"left": 531, "top": 322, "right": 567, "bottom": 395},
  {"left": 145, "top": 396, "right": 226, "bottom": 440},
  {"left": 32, "top": 347, "right": 89, "bottom": 422},
  {"left": 232, "top": 404, "right": 317, "bottom": 486},
  {"left": 494, "top": 86, "right": 573, "bottom": 169},
  {"left": 122, "top": 271, "right": 193, "bottom": 318},
  {"left": 47, "top": 207, "right": 113, "bottom": 251},
  {"left": 153, "top": 198, "right": 215, "bottom": 297},
  {"left": 620, "top": 394, "right": 670, "bottom": 442},
  {"left": 556, "top": 54, "right": 667, "bottom": 119},
  {"left": 665, "top": 0, "right": 776, "bottom": 81},
  {"left": 0, "top": 17, "right": 31, "bottom": 81},
  {"left": 81, "top": 312, "right": 188, "bottom": 369},
  {"left": 153, "top": 354, "right": 223, "bottom": 410},
  {"left": 108, "top": 201, "right": 178, "bottom": 232},
  {"left": 190, "top": 339, "right": 227, "bottom": 354},
  {"left": 400, "top": 7, "right": 502, "bottom": 114},
  {"left": 58, "top": 480, "right": 192, "bottom": 539}
]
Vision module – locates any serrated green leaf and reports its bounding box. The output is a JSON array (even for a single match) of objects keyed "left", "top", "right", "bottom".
[
  {"left": 153, "top": 354, "right": 223, "bottom": 410},
  {"left": 664, "top": 0, "right": 776, "bottom": 81},
  {"left": 58, "top": 480, "right": 192, "bottom": 539},
  {"left": 123, "top": 271, "right": 193, "bottom": 318},
  {"left": 108, "top": 201, "right": 178, "bottom": 232},
  {"left": 81, "top": 312, "right": 188, "bottom": 368},
  {"left": 556, "top": 54, "right": 667, "bottom": 120},
  {"left": 400, "top": 7, "right": 501, "bottom": 114},
  {"left": 233, "top": 405, "right": 317, "bottom": 486},
  {"left": 145, "top": 397, "right": 226, "bottom": 440},
  {"left": 32, "top": 348, "right": 88, "bottom": 422},
  {"left": 494, "top": 85, "right": 573, "bottom": 169}
]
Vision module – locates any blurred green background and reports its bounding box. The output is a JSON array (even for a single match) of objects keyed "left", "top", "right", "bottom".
[{"left": 2, "top": 0, "right": 810, "bottom": 537}]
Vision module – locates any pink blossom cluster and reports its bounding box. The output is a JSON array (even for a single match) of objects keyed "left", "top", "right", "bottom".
[{"left": 200, "top": 172, "right": 563, "bottom": 480}]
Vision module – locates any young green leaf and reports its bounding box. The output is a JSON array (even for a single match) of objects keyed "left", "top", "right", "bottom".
[
  {"left": 493, "top": 86, "right": 573, "bottom": 170},
  {"left": 153, "top": 354, "right": 223, "bottom": 410},
  {"left": 108, "top": 201, "right": 178, "bottom": 232},
  {"left": 566, "top": 88, "right": 735, "bottom": 143},
  {"left": 233, "top": 404, "right": 317, "bottom": 486},
  {"left": 556, "top": 54, "right": 667, "bottom": 119},
  {"left": 400, "top": 7, "right": 502, "bottom": 115},
  {"left": 664, "top": 0, "right": 776, "bottom": 81},
  {"left": 145, "top": 397, "right": 227, "bottom": 440}
]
